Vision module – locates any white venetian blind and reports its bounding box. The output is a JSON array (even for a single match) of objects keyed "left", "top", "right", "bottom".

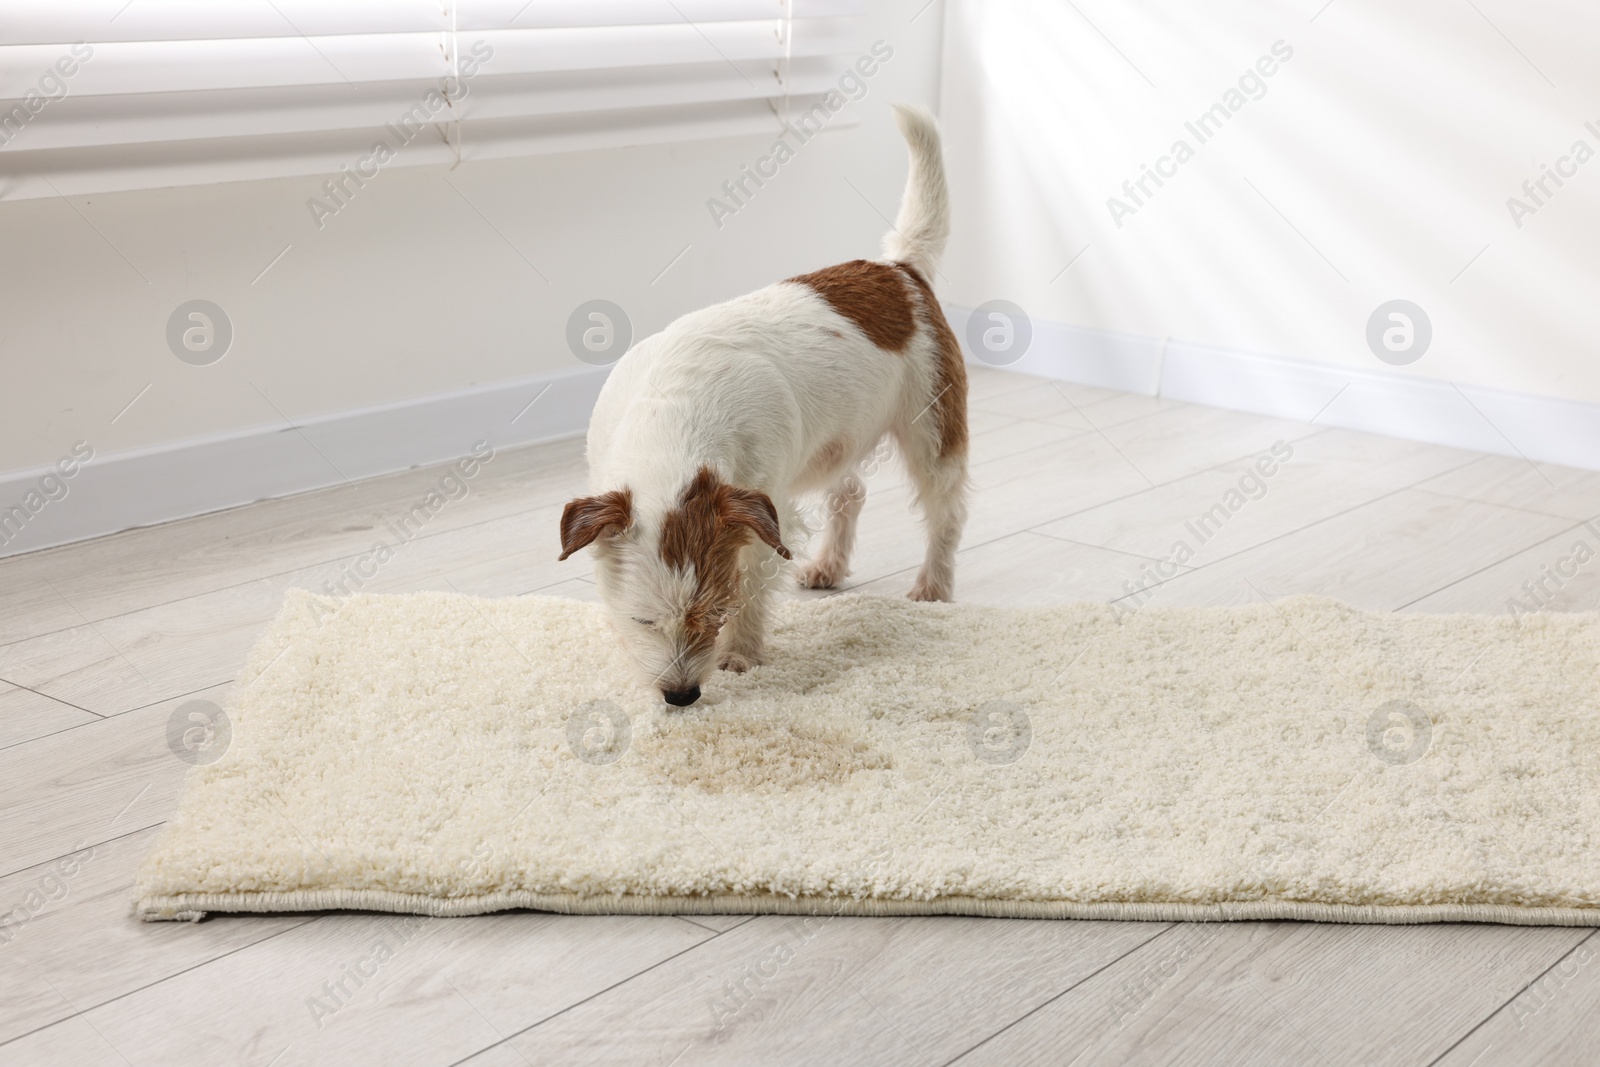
[{"left": 0, "top": 0, "right": 866, "bottom": 199}]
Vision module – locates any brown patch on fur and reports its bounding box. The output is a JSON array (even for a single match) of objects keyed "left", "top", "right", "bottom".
[
  {"left": 789, "top": 259, "right": 916, "bottom": 352},
  {"left": 658, "top": 467, "right": 791, "bottom": 655},
  {"left": 557, "top": 489, "right": 633, "bottom": 560},
  {"left": 896, "top": 263, "right": 969, "bottom": 458},
  {"left": 802, "top": 436, "right": 851, "bottom": 481}
]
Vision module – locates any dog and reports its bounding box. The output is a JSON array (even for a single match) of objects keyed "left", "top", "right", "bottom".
[{"left": 558, "top": 105, "right": 967, "bottom": 708}]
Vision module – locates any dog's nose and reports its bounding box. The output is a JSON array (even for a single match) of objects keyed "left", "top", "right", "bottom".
[{"left": 662, "top": 686, "right": 701, "bottom": 707}]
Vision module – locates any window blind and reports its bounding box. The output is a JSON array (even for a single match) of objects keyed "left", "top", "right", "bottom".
[{"left": 0, "top": 0, "right": 866, "bottom": 199}]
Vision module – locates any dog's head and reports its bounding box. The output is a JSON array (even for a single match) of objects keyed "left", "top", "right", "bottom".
[{"left": 559, "top": 467, "right": 789, "bottom": 707}]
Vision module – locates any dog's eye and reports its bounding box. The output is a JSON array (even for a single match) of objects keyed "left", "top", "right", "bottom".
[{"left": 632, "top": 617, "right": 656, "bottom": 627}]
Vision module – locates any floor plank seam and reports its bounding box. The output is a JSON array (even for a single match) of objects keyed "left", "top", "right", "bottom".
[
  {"left": 1403, "top": 485, "right": 1600, "bottom": 526},
  {"left": 0, "top": 676, "right": 104, "bottom": 719},
  {"left": 0, "top": 436, "right": 595, "bottom": 644},
  {"left": 1010, "top": 425, "right": 1343, "bottom": 540},
  {"left": 441, "top": 921, "right": 734, "bottom": 1067},
  {"left": 1022, "top": 533, "right": 1203, "bottom": 569},
  {"left": 1422, "top": 929, "right": 1599, "bottom": 1066},
  {"left": 0, "top": 679, "right": 234, "bottom": 753},
  {"left": 1395, "top": 516, "right": 1600, "bottom": 612},
  {"left": 0, "top": 820, "right": 169, "bottom": 883},
  {"left": 1, "top": 823, "right": 163, "bottom": 884},
  {"left": 0, "top": 714, "right": 128, "bottom": 755},
  {"left": 970, "top": 412, "right": 1328, "bottom": 510},
  {"left": 0, "top": 491, "right": 586, "bottom": 649},
  {"left": 938, "top": 923, "right": 1178, "bottom": 1066},
  {"left": 0, "top": 916, "right": 319, "bottom": 1049},
  {"left": 1082, "top": 453, "right": 1499, "bottom": 609},
  {"left": 0, "top": 571, "right": 598, "bottom": 723},
  {"left": 832, "top": 427, "right": 1354, "bottom": 599}
]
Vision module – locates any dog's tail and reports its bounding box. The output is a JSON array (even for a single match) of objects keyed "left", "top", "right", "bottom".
[{"left": 882, "top": 104, "right": 948, "bottom": 279}]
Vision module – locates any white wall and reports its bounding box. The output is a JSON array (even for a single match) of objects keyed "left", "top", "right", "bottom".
[
  {"left": 939, "top": 0, "right": 1600, "bottom": 410},
  {"left": 0, "top": 1, "right": 945, "bottom": 498}
]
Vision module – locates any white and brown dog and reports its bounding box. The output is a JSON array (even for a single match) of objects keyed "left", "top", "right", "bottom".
[{"left": 559, "top": 105, "right": 967, "bottom": 707}]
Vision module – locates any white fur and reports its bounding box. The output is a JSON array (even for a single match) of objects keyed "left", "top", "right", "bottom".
[
  {"left": 881, "top": 104, "right": 949, "bottom": 277},
  {"left": 577, "top": 105, "right": 965, "bottom": 701}
]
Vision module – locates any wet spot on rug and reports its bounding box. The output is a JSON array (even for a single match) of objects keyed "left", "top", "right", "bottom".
[{"left": 641, "top": 715, "right": 891, "bottom": 793}]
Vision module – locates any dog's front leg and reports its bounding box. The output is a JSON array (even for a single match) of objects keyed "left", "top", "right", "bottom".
[{"left": 719, "top": 546, "right": 778, "bottom": 672}]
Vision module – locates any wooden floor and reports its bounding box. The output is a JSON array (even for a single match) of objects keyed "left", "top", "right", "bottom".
[{"left": 3, "top": 366, "right": 1600, "bottom": 1066}]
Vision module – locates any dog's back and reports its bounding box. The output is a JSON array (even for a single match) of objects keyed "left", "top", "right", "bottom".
[{"left": 588, "top": 105, "right": 964, "bottom": 501}]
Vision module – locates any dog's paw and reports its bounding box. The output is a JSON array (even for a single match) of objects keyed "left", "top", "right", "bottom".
[
  {"left": 798, "top": 556, "right": 847, "bottom": 589},
  {"left": 719, "top": 649, "right": 762, "bottom": 673},
  {"left": 907, "top": 577, "right": 952, "bottom": 602}
]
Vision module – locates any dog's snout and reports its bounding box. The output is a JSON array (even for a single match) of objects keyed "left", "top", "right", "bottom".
[{"left": 662, "top": 686, "right": 701, "bottom": 707}]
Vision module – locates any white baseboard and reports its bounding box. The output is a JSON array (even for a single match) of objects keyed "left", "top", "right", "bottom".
[
  {"left": 949, "top": 308, "right": 1600, "bottom": 474},
  {"left": 0, "top": 365, "right": 607, "bottom": 559}
]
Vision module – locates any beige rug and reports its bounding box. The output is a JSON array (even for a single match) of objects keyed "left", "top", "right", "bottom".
[{"left": 136, "top": 590, "right": 1600, "bottom": 925}]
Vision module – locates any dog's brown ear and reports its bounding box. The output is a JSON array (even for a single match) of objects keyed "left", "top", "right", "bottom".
[
  {"left": 558, "top": 489, "right": 633, "bottom": 560},
  {"left": 719, "top": 488, "right": 792, "bottom": 560}
]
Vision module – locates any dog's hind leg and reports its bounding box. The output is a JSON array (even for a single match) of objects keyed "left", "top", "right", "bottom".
[
  {"left": 798, "top": 472, "right": 866, "bottom": 590},
  {"left": 895, "top": 404, "right": 968, "bottom": 603}
]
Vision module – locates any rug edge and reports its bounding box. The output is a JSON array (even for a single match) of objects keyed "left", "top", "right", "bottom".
[{"left": 135, "top": 890, "right": 1600, "bottom": 927}]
